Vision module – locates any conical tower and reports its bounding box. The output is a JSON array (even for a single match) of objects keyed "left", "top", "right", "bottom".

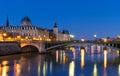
[{"left": 6, "top": 16, "right": 9, "bottom": 27}]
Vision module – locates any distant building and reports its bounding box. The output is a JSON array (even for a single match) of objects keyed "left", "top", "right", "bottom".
[
  {"left": 48, "top": 29, "right": 55, "bottom": 41},
  {"left": 2, "top": 16, "right": 71, "bottom": 41},
  {"left": 2, "top": 16, "right": 49, "bottom": 41},
  {"left": 53, "top": 23, "right": 70, "bottom": 41}
]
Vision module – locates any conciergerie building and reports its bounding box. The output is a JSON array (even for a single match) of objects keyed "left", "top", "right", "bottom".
[{"left": 1, "top": 16, "right": 71, "bottom": 41}]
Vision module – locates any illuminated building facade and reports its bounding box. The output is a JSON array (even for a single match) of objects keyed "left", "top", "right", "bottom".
[
  {"left": 2, "top": 16, "right": 49, "bottom": 41},
  {"left": 53, "top": 23, "right": 70, "bottom": 41},
  {"left": 1, "top": 16, "right": 71, "bottom": 41}
]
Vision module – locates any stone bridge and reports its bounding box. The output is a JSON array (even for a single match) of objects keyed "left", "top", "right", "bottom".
[
  {"left": 20, "top": 40, "right": 120, "bottom": 53},
  {"left": 44, "top": 41, "right": 120, "bottom": 50},
  {"left": 20, "top": 40, "right": 45, "bottom": 53}
]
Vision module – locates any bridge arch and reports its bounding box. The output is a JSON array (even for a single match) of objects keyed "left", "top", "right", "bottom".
[{"left": 20, "top": 43, "right": 40, "bottom": 52}]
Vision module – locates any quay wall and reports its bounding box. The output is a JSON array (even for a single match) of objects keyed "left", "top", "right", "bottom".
[{"left": 0, "top": 41, "right": 21, "bottom": 56}]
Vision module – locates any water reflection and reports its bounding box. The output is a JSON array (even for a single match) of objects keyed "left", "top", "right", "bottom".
[
  {"left": 60, "top": 51, "right": 63, "bottom": 64},
  {"left": 97, "top": 45, "right": 101, "bottom": 59},
  {"left": 14, "top": 60, "right": 21, "bottom": 76},
  {"left": 2, "top": 65, "right": 9, "bottom": 76},
  {"left": 56, "top": 50, "right": 59, "bottom": 63},
  {"left": 117, "top": 50, "right": 119, "bottom": 56},
  {"left": 38, "top": 61, "right": 40, "bottom": 76},
  {"left": 72, "top": 48, "right": 76, "bottom": 60},
  {"left": 91, "top": 45, "right": 94, "bottom": 60},
  {"left": 104, "top": 50, "right": 107, "bottom": 69},
  {"left": 0, "top": 44, "right": 118, "bottom": 76},
  {"left": 118, "top": 64, "right": 120, "bottom": 76},
  {"left": 69, "top": 61, "right": 75, "bottom": 76},
  {"left": 1, "top": 60, "right": 9, "bottom": 76},
  {"left": 80, "top": 48, "right": 85, "bottom": 69},
  {"left": 93, "top": 64, "right": 97, "bottom": 76},
  {"left": 43, "top": 61, "right": 47, "bottom": 76},
  {"left": 50, "top": 61, "right": 52, "bottom": 74}
]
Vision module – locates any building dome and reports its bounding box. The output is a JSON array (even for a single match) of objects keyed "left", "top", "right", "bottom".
[{"left": 21, "top": 16, "right": 32, "bottom": 26}]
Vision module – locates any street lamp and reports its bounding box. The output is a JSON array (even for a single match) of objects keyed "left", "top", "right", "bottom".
[
  {"left": 94, "top": 34, "right": 97, "bottom": 40},
  {"left": 3, "top": 33, "right": 7, "bottom": 41},
  {"left": 70, "top": 34, "right": 75, "bottom": 40},
  {"left": 17, "top": 35, "right": 21, "bottom": 41},
  {"left": 38, "top": 35, "right": 42, "bottom": 40},
  {"left": 81, "top": 38, "right": 85, "bottom": 42}
]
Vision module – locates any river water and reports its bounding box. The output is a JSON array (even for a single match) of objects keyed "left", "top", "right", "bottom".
[{"left": 0, "top": 44, "right": 120, "bottom": 76}]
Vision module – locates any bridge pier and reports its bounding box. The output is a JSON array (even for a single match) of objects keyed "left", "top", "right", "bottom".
[{"left": 39, "top": 41, "right": 45, "bottom": 53}]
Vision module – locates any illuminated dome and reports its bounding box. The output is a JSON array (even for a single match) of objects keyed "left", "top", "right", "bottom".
[{"left": 21, "top": 16, "right": 32, "bottom": 26}]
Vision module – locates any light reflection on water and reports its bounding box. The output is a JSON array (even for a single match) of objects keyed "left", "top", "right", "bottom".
[
  {"left": 81, "top": 48, "right": 85, "bottom": 69},
  {"left": 93, "top": 63, "right": 97, "bottom": 76},
  {"left": 118, "top": 64, "right": 120, "bottom": 76},
  {"left": 69, "top": 61, "right": 75, "bottom": 76},
  {"left": 0, "top": 45, "right": 119, "bottom": 76}
]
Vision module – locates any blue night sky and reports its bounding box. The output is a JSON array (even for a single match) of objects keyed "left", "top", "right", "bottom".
[{"left": 0, "top": 0, "right": 120, "bottom": 40}]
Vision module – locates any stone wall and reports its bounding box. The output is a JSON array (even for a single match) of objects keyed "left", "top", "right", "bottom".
[{"left": 0, "top": 41, "right": 21, "bottom": 56}]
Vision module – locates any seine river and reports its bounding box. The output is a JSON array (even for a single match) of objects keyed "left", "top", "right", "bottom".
[{"left": 0, "top": 44, "right": 120, "bottom": 76}]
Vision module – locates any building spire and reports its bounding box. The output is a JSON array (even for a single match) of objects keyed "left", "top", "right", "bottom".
[
  {"left": 54, "top": 22, "right": 58, "bottom": 28},
  {"left": 6, "top": 16, "right": 9, "bottom": 27}
]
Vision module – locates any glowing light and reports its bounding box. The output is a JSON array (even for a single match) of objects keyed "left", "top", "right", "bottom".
[
  {"left": 104, "top": 50, "right": 107, "bottom": 69},
  {"left": 94, "top": 34, "right": 97, "bottom": 38},
  {"left": 70, "top": 47, "right": 74, "bottom": 51},
  {"left": 93, "top": 64, "right": 97, "bottom": 76},
  {"left": 117, "top": 50, "right": 119, "bottom": 56},
  {"left": 0, "top": 64, "right": 1, "bottom": 75},
  {"left": 81, "top": 39, "right": 85, "bottom": 42},
  {"left": 2, "top": 61, "right": 9, "bottom": 66},
  {"left": 14, "top": 61, "right": 21, "bottom": 76},
  {"left": 2, "top": 66, "right": 9, "bottom": 76},
  {"left": 3, "top": 33, "right": 7, "bottom": 37},
  {"left": 70, "top": 34, "right": 74, "bottom": 38},
  {"left": 103, "top": 38, "right": 107, "bottom": 42},
  {"left": 8, "top": 37, "right": 11, "bottom": 40},
  {"left": 38, "top": 62, "right": 41, "bottom": 76},
  {"left": 81, "top": 49, "right": 85, "bottom": 68},
  {"left": 33, "top": 37, "right": 36, "bottom": 40},
  {"left": 118, "top": 64, "right": 120, "bottom": 76},
  {"left": 0, "top": 34, "right": 3, "bottom": 41},
  {"left": 3, "top": 33, "right": 7, "bottom": 41},
  {"left": 69, "top": 61, "right": 75, "bottom": 76}
]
